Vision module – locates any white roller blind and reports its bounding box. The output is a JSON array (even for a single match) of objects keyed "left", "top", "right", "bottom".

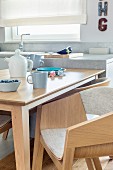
[{"left": 0, "top": 0, "right": 86, "bottom": 26}]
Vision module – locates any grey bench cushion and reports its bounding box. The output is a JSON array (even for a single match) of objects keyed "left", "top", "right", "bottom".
[
  {"left": 0, "top": 115, "right": 11, "bottom": 128},
  {"left": 80, "top": 87, "right": 113, "bottom": 116},
  {"left": 41, "top": 128, "right": 66, "bottom": 160}
]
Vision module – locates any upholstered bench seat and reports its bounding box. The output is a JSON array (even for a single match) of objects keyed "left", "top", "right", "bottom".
[{"left": 41, "top": 128, "right": 66, "bottom": 160}]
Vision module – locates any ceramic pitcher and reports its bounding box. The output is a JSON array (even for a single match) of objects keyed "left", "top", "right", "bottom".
[{"left": 5, "top": 49, "right": 33, "bottom": 77}]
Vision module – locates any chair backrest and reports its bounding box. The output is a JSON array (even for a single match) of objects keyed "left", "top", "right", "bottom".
[{"left": 40, "top": 92, "right": 87, "bottom": 130}]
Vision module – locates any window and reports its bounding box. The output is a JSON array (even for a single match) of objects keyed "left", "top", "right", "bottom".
[
  {"left": 1, "top": 0, "right": 86, "bottom": 27},
  {"left": 12, "top": 24, "right": 80, "bottom": 41},
  {"left": 2, "top": 0, "right": 85, "bottom": 41}
]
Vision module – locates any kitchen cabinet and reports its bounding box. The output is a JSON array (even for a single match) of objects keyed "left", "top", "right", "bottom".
[
  {"left": 0, "top": 58, "right": 8, "bottom": 69},
  {"left": 106, "top": 61, "right": 113, "bottom": 86}
]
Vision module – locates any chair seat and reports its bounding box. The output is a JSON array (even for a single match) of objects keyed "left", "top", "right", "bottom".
[
  {"left": 0, "top": 115, "right": 11, "bottom": 128},
  {"left": 41, "top": 128, "right": 66, "bottom": 160},
  {"left": 41, "top": 115, "right": 99, "bottom": 160}
]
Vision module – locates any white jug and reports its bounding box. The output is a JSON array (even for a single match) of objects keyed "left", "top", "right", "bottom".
[{"left": 5, "top": 49, "right": 33, "bottom": 78}]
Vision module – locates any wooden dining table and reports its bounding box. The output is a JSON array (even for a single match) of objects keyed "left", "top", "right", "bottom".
[{"left": 0, "top": 68, "right": 105, "bottom": 170}]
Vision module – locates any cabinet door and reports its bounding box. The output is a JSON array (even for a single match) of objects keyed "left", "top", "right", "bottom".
[
  {"left": 0, "top": 58, "right": 8, "bottom": 70},
  {"left": 106, "top": 62, "right": 113, "bottom": 87}
]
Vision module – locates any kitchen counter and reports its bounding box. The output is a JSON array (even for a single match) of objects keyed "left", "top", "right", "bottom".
[
  {"left": 0, "top": 52, "right": 113, "bottom": 85},
  {"left": 43, "top": 54, "right": 113, "bottom": 70},
  {"left": 0, "top": 51, "right": 113, "bottom": 69},
  {"left": 0, "top": 51, "right": 113, "bottom": 61}
]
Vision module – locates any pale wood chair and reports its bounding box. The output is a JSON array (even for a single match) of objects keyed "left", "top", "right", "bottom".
[
  {"left": 0, "top": 111, "right": 12, "bottom": 140},
  {"left": 78, "top": 78, "right": 113, "bottom": 160},
  {"left": 33, "top": 87, "right": 113, "bottom": 170}
]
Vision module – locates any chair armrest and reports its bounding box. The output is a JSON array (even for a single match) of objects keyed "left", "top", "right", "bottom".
[{"left": 67, "top": 111, "right": 113, "bottom": 148}]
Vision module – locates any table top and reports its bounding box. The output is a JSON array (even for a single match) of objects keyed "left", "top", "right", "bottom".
[{"left": 0, "top": 69, "right": 104, "bottom": 106}]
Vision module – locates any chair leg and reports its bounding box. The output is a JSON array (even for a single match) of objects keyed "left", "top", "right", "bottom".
[
  {"left": 62, "top": 148, "right": 75, "bottom": 170},
  {"left": 93, "top": 158, "right": 102, "bottom": 170},
  {"left": 109, "top": 156, "right": 113, "bottom": 160},
  {"left": 2, "top": 130, "right": 9, "bottom": 140},
  {"left": 86, "top": 158, "right": 102, "bottom": 170},
  {"left": 34, "top": 141, "right": 44, "bottom": 170},
  {"left": 85, "top": 158, "right": 96, "bottom": 170}
]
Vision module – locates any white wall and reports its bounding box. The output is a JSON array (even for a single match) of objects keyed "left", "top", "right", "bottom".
[{"left": 81, "top": 0, "right": 113, "bottom": 42}]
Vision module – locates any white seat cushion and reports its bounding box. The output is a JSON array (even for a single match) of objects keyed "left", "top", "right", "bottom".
[
  {"left": 41, "top": 128, "right": 66, "bottom": 160},
  {"left": 41, "top": 115, "right": 99, "bottom": 160},
  {"left": 0, "top": 115, "right": 11, "bottom": 128}
]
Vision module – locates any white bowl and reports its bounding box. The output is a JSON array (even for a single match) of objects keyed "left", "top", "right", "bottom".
[{"left": 0, "top": 79, "right": 21, "bottom": 92}]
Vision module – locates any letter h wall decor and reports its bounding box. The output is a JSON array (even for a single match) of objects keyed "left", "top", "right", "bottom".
[{"left": 98, "top": 0, "right": 108, "bottom": 31}]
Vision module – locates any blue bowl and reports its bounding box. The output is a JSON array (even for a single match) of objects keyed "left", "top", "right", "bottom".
[{"left": 0, "top": 79, "right": 21, "bottom": 92}]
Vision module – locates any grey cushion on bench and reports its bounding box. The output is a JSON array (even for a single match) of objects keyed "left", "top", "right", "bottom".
[{"left": 80, "top": 87, "right": 113, "bottom": 116}]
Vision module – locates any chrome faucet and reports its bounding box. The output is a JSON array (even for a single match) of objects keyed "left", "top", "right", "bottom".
[{"left": 19, "top": 34, "right": 30, "bottom": 51}]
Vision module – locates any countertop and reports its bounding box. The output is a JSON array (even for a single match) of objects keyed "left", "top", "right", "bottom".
[
  {"left": 0, "top": 52, "right": 113, "bottom": 62},
  {"left": 0, "top": 52, "right": 113, "bottom": 70}
]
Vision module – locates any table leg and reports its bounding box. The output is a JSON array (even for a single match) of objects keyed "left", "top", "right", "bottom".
[{"left": 12, "top": 106, "right": 30, "bottom": 170}]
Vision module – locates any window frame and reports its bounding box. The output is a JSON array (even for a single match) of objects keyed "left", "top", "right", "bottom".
[{"left": 11, "top": 25, "right": 80, "bottom": 42}]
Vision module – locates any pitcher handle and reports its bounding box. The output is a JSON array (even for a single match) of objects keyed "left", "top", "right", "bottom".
[
  {"left": 27, "top": 59, "right": 33, "bottom": 72},
  {"left": 40, "top": 60, "right": 44, "bottom": 66},
  {"left": 27, "top": 75, "right": 33, "bottom": 84}
]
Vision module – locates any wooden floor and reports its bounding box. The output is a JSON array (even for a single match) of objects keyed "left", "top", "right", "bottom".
[{"left": 0, "top": 130, "right": 113, "bottom": 170}]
